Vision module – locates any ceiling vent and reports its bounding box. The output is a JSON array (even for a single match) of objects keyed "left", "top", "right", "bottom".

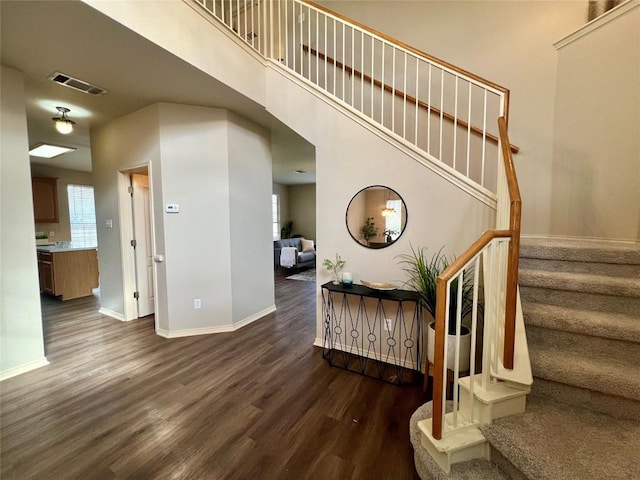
[{"left": 49, "top": 72, "right": 108, "bottom": 96}]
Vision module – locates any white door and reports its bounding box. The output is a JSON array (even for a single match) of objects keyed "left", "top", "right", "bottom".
[{"left": 132, "top": 173, "right": 154, "bottom": 317}]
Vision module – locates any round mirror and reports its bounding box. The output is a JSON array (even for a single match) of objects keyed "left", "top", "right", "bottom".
[{"left": 346, "top": 185, "right": 408, "bottom": 249}]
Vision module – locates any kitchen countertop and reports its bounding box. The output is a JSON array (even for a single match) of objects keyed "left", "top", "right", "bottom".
[{"left": 37, "top": 245, "right": 98, "bottom": 253}]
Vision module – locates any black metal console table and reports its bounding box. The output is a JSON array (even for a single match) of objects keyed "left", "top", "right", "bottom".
[{"left": 321, "top": 281, "right": 422, "bottom": 385}]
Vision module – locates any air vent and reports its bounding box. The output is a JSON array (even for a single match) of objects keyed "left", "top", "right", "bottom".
[{"left": 49, "top": 72, "right": 108, "bottom": 96}]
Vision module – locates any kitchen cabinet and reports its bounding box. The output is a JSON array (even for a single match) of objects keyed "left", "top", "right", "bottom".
[
  {"left": 37, "top": 248, "right": 99, "bottom": 300},
  {"left": 32, "top": 177, "right": 59, "bottom": 223}
]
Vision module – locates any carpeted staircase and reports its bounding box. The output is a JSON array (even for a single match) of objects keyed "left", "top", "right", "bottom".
[{"left": 411, "top": 238, "right": 640, "bottom": 479}]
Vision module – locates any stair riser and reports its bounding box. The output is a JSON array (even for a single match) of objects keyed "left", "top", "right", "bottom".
[
  {"left": 489, "top": 446, "right": 529, "bottom": 480},
  {"left": 520, "top": 286, "right": 640, "bottom": 316},
  {"left": 519, "top": 270, "right": 640, "bottom": 298},
  {"left": 520, "top": 257, "right": 640, "bottom": 278},
  {"left": 531, "top": 378, "right": 640, "bottom": 421},
  {"left": 520, "top": 242, "right": 640, "bottom": 265},
  {"left": 522, "top": 305, "right": 640, "bottom": 344},
  {"left": 527, "top": 326, "right": 640, "bottom": 365},
  {"left": 459, "top": 389, "right": 527, "bottom": 425},
  {"left": 527, "top": 327, "right": 640, "bottom": 401}
]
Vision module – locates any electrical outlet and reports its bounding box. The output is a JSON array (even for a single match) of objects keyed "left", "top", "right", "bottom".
[
  {"left": 384, "top": 318, "right": 393, "bottom": 331},
  {"left": 194, "top": 299, "right": 201, "bottom": 309},
  {"left": 49, "top": 231, "right": 55, "bottom": 238}
]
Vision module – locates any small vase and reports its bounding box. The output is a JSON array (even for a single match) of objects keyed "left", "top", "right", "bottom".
[{"left": 332, "top": 270, "right": 341, "bottom": 285}]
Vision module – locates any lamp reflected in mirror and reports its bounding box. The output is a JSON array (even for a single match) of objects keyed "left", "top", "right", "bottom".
[{"left": 346, "top": 185, "right": 408, "bottom": 249}]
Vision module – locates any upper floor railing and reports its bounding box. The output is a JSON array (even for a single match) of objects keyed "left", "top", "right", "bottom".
[{"left": 194, "top": 0, "right": 514, "bottom": 196}]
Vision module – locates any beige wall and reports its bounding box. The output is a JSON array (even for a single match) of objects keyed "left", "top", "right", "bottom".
[
  {"left": 30, "top": 164, "right": 94, "bottom": 243},
  {"left": 317, "top": 1, "right": 587, "bottom": 236},
  {"left": 288, "top": 184, "right": 316, "bottom": 240},
  {"left": 551, "top": 5, "right": 640, "bottom": 241}
]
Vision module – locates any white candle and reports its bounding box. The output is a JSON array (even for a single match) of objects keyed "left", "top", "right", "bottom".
[{"left": 342, "top": 272, "right": 353, "bottom": 284}]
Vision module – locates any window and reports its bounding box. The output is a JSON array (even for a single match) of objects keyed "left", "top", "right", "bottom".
[
  {"left": 385, "top": 199, "right": 402, "bottom": 241},
  {"left": 67, "top": 184, "right": 97, "bottom": 248},
  {"left": 272, "top": 194, "right": 280, "bottom": 240}
]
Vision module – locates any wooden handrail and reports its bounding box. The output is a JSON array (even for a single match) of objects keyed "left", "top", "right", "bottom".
[
  {"left": 498, "top": 116, "right": 521, "bottom": 369},
  {"left": 303, "top": 0, "right": 510, "bottom": 127},
  {"left": 432, "top": 118, "right": 521, "bottom": 440},
  {"left": 302, "top": 45, "right": 520, "bottom": 154}
]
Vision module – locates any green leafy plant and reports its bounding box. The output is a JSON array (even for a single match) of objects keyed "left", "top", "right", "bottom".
[
  {"left": 323, "top": 253, "right": 346, "bottom": 283},
  {"left": 360, "top": 217, "right": 378, "bottom": 242},
  {"left": 280, "top": 220, "right": 293, "bottom": 239},
  {"left": 397, "top": 245, "right": 478, "bottom": 335}
]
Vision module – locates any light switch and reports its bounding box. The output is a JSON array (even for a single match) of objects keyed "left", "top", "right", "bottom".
[
  {"left": 106, "top": 219, "right": 113, "bottom": 228},
  {"left": 165, "top": 204, "right": 180, "bottom": 213}
]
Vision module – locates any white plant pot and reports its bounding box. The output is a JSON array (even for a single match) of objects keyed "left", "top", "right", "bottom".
[{"left": 427, "top": 321, "right": 471, "bottom": 372}]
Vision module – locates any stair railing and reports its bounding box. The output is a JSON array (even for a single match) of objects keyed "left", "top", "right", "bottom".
[
  {"left": 430, "top": 117, "right": 520, "bottom": 440},
  {"left": 193, "top": 0, "right": 511, "bottom": 197}
]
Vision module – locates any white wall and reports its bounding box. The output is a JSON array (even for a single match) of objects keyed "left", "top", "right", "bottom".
[
  {"left": 83, "top": 0, "right": 267, "bottom": 108},
  {"left": 157, "top": 104, "right": 235, "bottom": 332},
  {"left": 316, "top": 0, "right": 587, "bottom": 236},
  {"left": 91, "top": 103, "right": 275, "bottom": 336},
  {"left": 0, "top": 65, "right": 47, "bottom": 379},
  {"left": 551, "top": 5, "right": 640, "bottom": 241},
  {"left": 266, "top": 68, "right": 495, "bottom": 341},
  {"left": 227, "top": 112, "right": 275, "bottom": 323}
]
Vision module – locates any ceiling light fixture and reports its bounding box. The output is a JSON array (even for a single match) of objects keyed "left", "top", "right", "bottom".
[
  {"left": 381, "top": 188, "right": 396, "bottom": 217},
  {"left": 52, "top": 106, "right": 75, "bottom": 134},
  {"left": 29, "top": 143, "right": 77, "bottom": 158}
]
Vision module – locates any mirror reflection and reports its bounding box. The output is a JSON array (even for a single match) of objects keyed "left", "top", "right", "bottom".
[{"left": 346, "top": 185, "right": 408, "bottom": 249}]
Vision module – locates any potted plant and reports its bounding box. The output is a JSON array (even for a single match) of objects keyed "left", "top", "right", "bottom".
[
  {"left": 360, "top": 217, "right": 378, "bottom": 245},
  {"left": 323, "top": 253, "right": 346, "bottom": 285},
  {"left": 280, "top": 220, "right": 293, "bottom": 239},
  {"left": 398, "top": 246, "right": 478, "bottom": 371}
]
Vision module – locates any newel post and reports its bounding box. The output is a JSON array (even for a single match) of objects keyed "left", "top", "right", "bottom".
[{"left": 431, "top": 277, "right": 448, "bottom": 440}]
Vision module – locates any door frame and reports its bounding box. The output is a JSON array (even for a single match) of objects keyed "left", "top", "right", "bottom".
[{"left": 117, "top": 163, "right": 158, "bottom": 326}]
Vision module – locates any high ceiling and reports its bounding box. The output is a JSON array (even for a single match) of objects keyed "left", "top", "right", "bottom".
[{"left": 0, "top": 0, "right": 315, "bottom": 185}]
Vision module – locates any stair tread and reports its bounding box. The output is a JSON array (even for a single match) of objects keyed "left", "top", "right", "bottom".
[
  {"left": 527, "top": 327, "right": 640, "bottom": 401},
  {"left": 519, "top": 268, "right": 640, "bottom": 297},
  {"left": 523, "top": 302, "right": 640, "bottom": 343},
  {"left": 481, "top": 396, "right": 640, "bottom": 480}
]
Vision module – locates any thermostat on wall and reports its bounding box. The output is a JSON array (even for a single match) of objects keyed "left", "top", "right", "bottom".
[{"left": 165, "top": 204, "right": 180, "bottom": 213}]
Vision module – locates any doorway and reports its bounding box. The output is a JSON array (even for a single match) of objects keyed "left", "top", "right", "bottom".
[{"left": 117, "top": 166, "right": 156, "bottom": 323}]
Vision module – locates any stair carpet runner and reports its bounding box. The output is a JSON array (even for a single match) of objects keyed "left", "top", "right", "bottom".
[{"left": 411, "top": 238, "right": 640, "bottom": 479}]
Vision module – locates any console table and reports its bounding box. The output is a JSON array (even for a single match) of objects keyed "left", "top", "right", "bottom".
[{"left": 321, "top": 281, "right": 422, "bottom": 385}]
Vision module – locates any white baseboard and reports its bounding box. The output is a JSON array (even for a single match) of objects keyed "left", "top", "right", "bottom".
[
  {"left": 313, "top": 337, "right": 323, "bottom": 348},
  {"left": 156, "top": 305, "right": 276, "bottom": 339},
  {"left": 234, "top": 305, "right": 276, "bottom": 330},
  {"left": 1, "top": 357, "right": 49, "bottom": 382},
  {"left": 99, "top": 307, "right": 127, "bottom": 322}
]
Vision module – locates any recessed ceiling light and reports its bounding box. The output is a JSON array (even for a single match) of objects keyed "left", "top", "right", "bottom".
[
  {"left": 293, "top": 169, "right": 307, "bottom": 174},
  {"left": 29, "top": 143, "right": 76, "bottom": 158}
]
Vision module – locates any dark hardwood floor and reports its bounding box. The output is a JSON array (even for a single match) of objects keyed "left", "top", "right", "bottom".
[{"left": 1, "top": 273, "right": 427, "bottom": 479}]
